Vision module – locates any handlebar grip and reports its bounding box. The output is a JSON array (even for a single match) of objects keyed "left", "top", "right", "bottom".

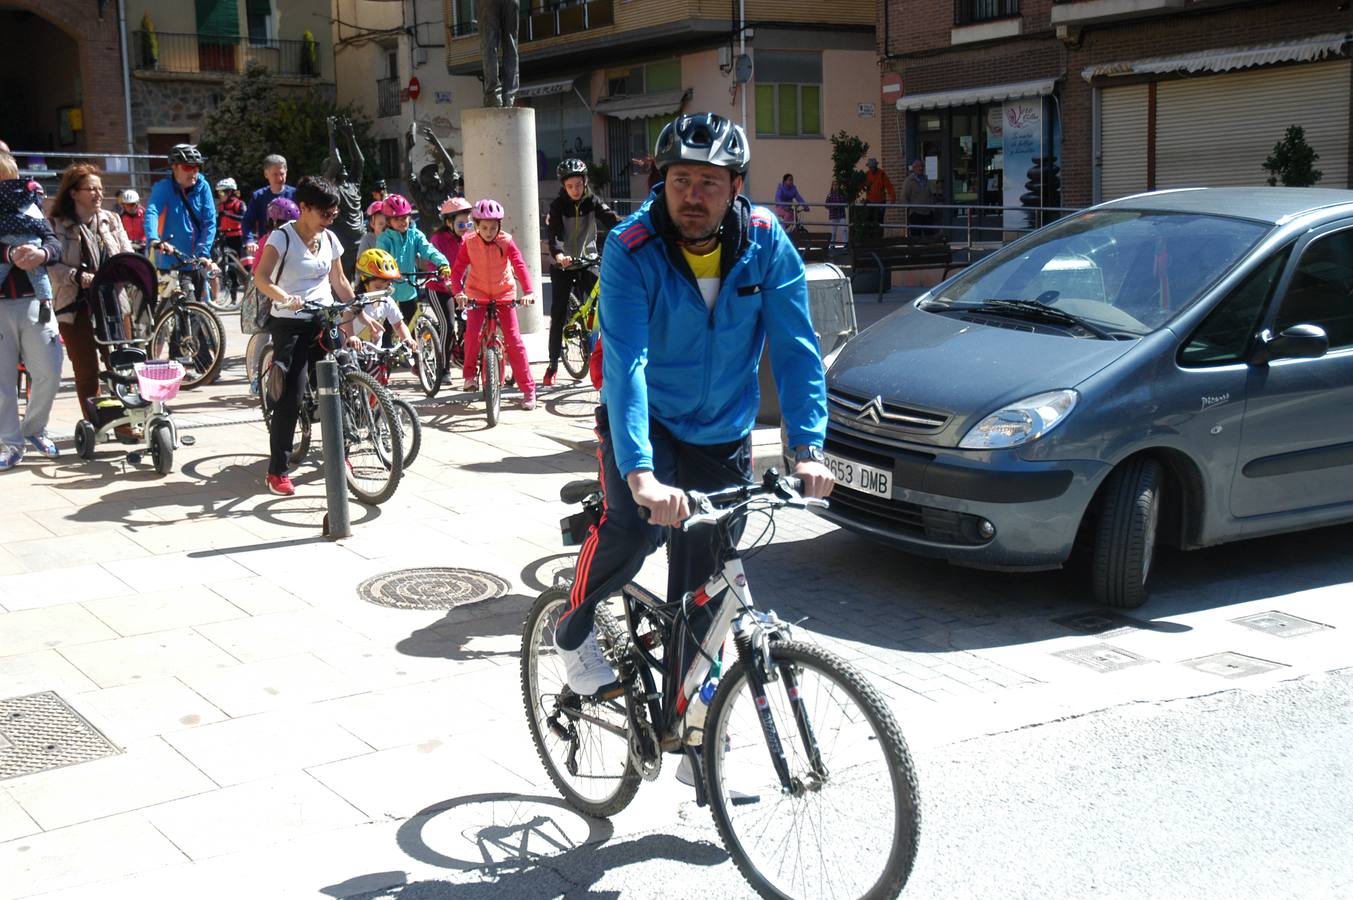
[{"left": 782, "top": 475, "right": 805, "bottom": 495}]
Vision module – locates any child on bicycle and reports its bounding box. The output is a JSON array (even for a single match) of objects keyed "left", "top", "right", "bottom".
[
  {"left": 356, "top": 200, "right": 386, "bottom": 260},
  {"left": 449, "top": 198, "right": 537, "bottom": 409},
  {"left": 374, "top": 194, "right": 451, "bottom": 331},
  {"left": 545, "top": 158, "right": 617, "bottom": 386},
  {"left": 351, "top": 248, "right": 416, "bottom": 351}
]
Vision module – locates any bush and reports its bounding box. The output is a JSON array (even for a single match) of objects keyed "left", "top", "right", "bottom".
[
  {"left": 1263, "top": 125, "right": 1323, "bottom": 187},
  {"left": 199, "top": 63, "right": 379, "bottom": 195}
]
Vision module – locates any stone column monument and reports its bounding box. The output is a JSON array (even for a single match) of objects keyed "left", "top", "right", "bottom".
[{"left": 461, "top": 106, "right": 543, "bottom": 333}]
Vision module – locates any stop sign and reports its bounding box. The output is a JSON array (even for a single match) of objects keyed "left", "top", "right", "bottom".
[{"left": 408, "top": 77, "right": 421, "bottom": 100}]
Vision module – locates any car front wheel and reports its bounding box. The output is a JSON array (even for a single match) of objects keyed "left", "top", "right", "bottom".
[{"left": 1091, "top": 457, "right": 1162, "bottom": 609}]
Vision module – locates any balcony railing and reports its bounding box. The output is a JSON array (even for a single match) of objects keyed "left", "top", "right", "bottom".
[
  {"left": 131, "top": 31, "right": 322, "bottom": 78},
  {"left": 377, "top": 77, "right": 402, "bottom": 118},
  {"left": 955, "top": 0, "right": 1020, "bottom": 26},
  {"left": 451, "top": 0, "right": 615, "bottom": 42}
]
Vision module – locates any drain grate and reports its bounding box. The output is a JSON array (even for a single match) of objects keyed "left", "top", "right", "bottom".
[
  {"left": 1052, "top": 644, "right": 1153, "bottom": 673},
  {"left": 358, "top": 567, "right": 512, "bottom": 610},
  {"left": 1181, "top": 652, "right": 1288, "bottom": 679},
  {"left": 1051, "top": 610, "right": 1154, "bottom": 639},
  {"left": 0, "top": 692, "right": 121, "bottom": 781},
  {"left": 1230, "top": 611, "right": 1331, "bottom": 639}
]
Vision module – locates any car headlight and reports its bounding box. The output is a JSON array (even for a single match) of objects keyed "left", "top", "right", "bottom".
[{"left": 959, "top": 389, "right": 1078, "bottom": 449}]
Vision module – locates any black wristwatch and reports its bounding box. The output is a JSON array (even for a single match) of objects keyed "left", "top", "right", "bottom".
[{"left": 793, "top": 445, "right": 825, "bottom": 465}]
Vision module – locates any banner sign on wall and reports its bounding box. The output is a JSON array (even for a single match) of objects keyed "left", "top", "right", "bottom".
[{"left": 1002, "top": 98, "right": 1043, "bottom": 229}]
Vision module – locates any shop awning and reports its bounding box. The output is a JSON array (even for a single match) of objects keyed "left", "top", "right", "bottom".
[
  {"left": 1082, "top": 33, "right": 1349, "bottom": 81},
  {"left": 517, "top": 76, "right": 579, "bottom": 99},
  {"left": 896, "top": 78, "right": 1056, "bottom": 111},
  {"left": 595, "top": 88, "right": 691, "bottom": 121}
]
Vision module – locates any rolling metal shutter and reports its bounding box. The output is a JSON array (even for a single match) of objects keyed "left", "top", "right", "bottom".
[
  {"left": 1099, "top": 84, "right": 1149, "bottom": 200},
  {"left": 1156, "top": 60, "right": 1350, "bottom": 189}
]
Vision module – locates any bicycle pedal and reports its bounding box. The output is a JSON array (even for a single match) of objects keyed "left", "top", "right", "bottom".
[{"left": 592, "top": 681, "right": 625, "bottom": 701}]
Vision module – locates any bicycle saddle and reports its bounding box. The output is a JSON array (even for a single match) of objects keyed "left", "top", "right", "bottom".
[{"left": 559, "top": 480, "right": 601, "bottom": 504}]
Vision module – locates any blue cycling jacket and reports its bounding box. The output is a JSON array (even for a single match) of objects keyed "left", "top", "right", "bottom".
[
  {"left": 599, "top": 192, "right": 826, "bottom": 476},
  {"left": 144, "top": 174, "right": 217, "bottom": 270},
  {"left": 376, "top": 223, "right": 447, "bottom": 303}
]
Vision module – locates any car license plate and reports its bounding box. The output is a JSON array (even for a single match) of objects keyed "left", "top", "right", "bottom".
[{"left": 824, "top": 452, "right": 892, "bottom": 498}]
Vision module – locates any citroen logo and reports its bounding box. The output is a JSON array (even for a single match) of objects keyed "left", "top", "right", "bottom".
[{"left": 854, "top": 396, "right": 884, "bottom": 425}]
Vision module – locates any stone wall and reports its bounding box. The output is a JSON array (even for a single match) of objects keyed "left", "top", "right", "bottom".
[{"left": 130, "top": 74, "right": 337, "bottom": 153}]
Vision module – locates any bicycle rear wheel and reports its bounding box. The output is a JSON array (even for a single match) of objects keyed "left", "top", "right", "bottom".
[
  {"left": 482, "top": 345, "right": 502, "bottom": 427},
  {"left": 390, "top": 397, "right": 421, "bottom": 469},
  {"left": 412, "top": 314, "right": 443, "bottom": 398},
  {"left": 704, "top": 640, "right": 920, "bottom": 900},
  {"left": 150, "top": 301, "right": 225, "bottom": 389},
  {"left": 257, "top": 347, "right": 311, "bottom": 468},
  {"left": 560, "top": 319, "right": 589, "bottom": 381},
  {"left": 340, "top": 369, "right": 403, "bottom": 505},
  {"left": 521, "top": 588, "right": 641, "bottom": 818}
]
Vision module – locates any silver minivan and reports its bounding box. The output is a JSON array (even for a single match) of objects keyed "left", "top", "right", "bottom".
[{"left": 821, "top": 188, "right": 1353, "bottom": 607}]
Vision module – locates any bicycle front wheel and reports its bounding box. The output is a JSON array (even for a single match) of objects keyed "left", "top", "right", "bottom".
[
  {"left": 482, "top": 345, "right": 502, "bottom": 427},
  {"left": 705, "top": 640, "right": 920, "bottom": 900},
  {"left": 412, "top": 314, "right": 443, "bottom": 398},
  {"left": 340, "top": 369, "right": 403, "bottom": 505},
  {"left": 560, "top": 318, "right": 589, "bottom": 381},
  {"left": 521, "top": 588, "right": 641, "bottom": 818},
  {"left": 150, "top": 301, "right": 225, "bottom": 389}
]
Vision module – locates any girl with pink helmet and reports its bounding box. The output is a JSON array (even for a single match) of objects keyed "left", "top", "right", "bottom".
[
  {"left": 449, "top": 197, "right": 538, "bottom": 409},
  {"left": 356, "top": 199, "right": 388, "bottom": 259},
  {"left": 375, "top": 193, "right": 451, "bottom": 328}
]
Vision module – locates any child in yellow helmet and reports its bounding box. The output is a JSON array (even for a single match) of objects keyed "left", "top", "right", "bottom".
[{"left": 353, "top": 248, "right": 416, "bottom": 350}]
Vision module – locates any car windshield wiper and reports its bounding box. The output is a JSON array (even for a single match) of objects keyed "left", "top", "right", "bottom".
[{"left": 955, "top": 298, "right": 1115, "bottom": 340}]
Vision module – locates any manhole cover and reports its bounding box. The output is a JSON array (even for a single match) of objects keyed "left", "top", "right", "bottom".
[
  {"left": 1051, "top": 610, "right": 1153, "bottom": 638},
  {"left": 0, "top": 692, "right": 121, "bottom": 781},
  {"left": 1230, "top": 611, "right": 1331, "bottom": 638},
  {"left": 1180, "top": 652, "right": 1288, "bottom": 679},
  {"left": 358, "top": 568, "right": 512, "bottom": 610},
  {"left": 1052, "top": 644, "right": 1153, "bottom": 673}
]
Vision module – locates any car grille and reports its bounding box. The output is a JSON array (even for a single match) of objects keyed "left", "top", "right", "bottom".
[
  {"left": 827, "top": 486, "right": 987, "bottom": 546},
  {"left": 827, "top": 388, "right": 950, "bottom": 443}
]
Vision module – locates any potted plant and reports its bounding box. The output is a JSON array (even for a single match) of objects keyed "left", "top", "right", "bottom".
[{"left": 141, "top": 12, "right": 159, "bottom": 69}]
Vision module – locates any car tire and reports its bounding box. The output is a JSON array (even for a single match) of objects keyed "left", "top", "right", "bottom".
[{"left": 1091, "top": 457, "right": 1162, "bottom": 609}]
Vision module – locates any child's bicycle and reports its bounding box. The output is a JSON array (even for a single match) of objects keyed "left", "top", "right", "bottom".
[
  {"left": 557, "top": 255, "right": 600, "bottom": 383},
  {"left": 257, "top": 294, "right": 405, "bottom": 505},
  {"left": 460, "top": 296, "right": 520, "bottom": 428},
  {"left": 402, "top": 270, "right": 457, "bottom": 399},
  {"left": 522, "top": 469, "right": 920, "bottom": 899},
  {"left": 355, "top": 342, "right": 422, "bottom": 468}
]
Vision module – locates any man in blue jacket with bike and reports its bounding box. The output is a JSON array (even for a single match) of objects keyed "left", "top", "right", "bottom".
[
  {"left": 144, "top": 144, "right": 218, "bottom": 279},
  {"left": 555, "top": 113, "right": 834, "bottom": 705}
]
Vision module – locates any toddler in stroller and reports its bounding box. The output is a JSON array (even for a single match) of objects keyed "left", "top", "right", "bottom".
[{"left": 73, "top": 252, "right": 192, "bottom": 474}]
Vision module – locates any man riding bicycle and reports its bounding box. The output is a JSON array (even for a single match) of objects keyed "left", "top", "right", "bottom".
[
  {"left": 553, "top": 112, "right": 834, "bottom": 704},
  {"left": 144, "top": 144, "right": 219, "bottom": 283},
  {"left": 544, "top": 157, "right": 618, "bottom": 386}
]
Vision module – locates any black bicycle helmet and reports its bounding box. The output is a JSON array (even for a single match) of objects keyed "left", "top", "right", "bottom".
[
  {"left": 652, "top": 113, "right": 749, "bottom": 176},
  {"left": 556, "top": 157, "right": 589, "bottom": 180},
  {"left": 168, "top": 144, "right": 205, "bottom": 166}
]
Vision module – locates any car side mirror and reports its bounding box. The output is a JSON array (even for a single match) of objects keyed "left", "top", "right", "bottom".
[{"left": 1251, "top": 323, "right": 1329, "bottom": 365}]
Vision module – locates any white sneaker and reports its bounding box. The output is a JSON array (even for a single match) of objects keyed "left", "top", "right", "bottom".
[{"left": 554, "top": 628, "right": 616, "bottom": 696}]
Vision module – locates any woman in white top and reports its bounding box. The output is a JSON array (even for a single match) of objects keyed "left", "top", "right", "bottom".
[{"left": 253, "top": 176, "right": 359, "bottom": 496}]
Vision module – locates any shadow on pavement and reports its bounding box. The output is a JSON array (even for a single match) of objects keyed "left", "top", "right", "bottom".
[
  {"left": 321, "top": 792, "right": 725, "bottom": 899},
  {"left": 459, "top": 449, "right": 594, "bottom": 477},
  {"left": 395, "top": 593, "right": 533, "bottom": 662},
  {"left": 744, "top": 520, "right": 1353, "bottom": 653}
]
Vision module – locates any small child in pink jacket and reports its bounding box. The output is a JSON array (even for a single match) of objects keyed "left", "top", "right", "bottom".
[{"left": 449, "top": 198, "right": 537, "bottom": 409}]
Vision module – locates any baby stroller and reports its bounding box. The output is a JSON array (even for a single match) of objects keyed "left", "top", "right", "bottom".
[{"left": 73, "top": 252, "right": 190, "bottom": 474}]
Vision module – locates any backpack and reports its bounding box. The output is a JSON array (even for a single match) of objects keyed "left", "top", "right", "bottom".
[{"left": 239, "top": 226, "right": 293, "bottom": 334}]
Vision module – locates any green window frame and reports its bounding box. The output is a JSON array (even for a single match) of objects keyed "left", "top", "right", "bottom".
[{"left": 754, "top": 51, "right": 823, "bottom": 138}]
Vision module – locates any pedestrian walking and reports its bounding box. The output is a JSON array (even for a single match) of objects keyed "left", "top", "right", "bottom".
[
  {"left": 899, "top": 159, "right": 935, "bottom": 238},
  {"left": 825, "top": 179, "right": 848, "bottom": 250},
  {"left": 864, "top": 158, "right": 895, "bottom": 232},
  {"left": 0, "top": 150, "right": 62, "bottom": 469}
]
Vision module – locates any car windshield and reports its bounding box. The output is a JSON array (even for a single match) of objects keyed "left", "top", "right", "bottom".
[{"left": 925, "top": 210, "right": 1271, "bottom": 336}]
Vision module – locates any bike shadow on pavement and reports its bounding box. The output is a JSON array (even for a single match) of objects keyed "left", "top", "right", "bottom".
[
  {"left": 457, "top": 448, "right": 596, "bottom": 477},
  {"left": 738, "top": 522, "right": 1353, "bottom": 653},
  {"left": 321, "top": 791, "right": 726, "bottom": 899},
  {"left": 395, "top": 593, "right": 534, "bottom": 663}
]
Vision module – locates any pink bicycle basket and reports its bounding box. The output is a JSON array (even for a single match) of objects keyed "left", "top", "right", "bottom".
[{"left": 134, "top": 360, "right": 186, "bottom": 401}]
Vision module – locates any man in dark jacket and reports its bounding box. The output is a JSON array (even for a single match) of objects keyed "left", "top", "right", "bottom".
[
  {"left": 543, "top": 157, "right": 617, "bottom": 385},
  {"left": 242, "top": 154, "right": 295, "bottom": 255}
]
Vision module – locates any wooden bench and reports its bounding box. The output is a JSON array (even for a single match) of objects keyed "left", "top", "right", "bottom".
[
  {"left": 850, "top": 238, "right": 961, "bottom": 301},
  {"left": 791, "top": 231, "right": 833, "bottom": 263}
]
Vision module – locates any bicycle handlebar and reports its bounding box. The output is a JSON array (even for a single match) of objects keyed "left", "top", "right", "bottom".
[
  {"left": 297, "top": 289, "right": 392, "bottom": 317},
  {"left": 636, "top": 469, "right": 825, "bottom": 529},
  {"left": 156, "top": 245, "right": 212, "bottom": 270},
  {"left": 560, "top": 254, "right": 601, "bottom": 272}
]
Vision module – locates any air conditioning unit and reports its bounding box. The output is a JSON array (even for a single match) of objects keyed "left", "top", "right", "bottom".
[
  {"left": 718, "top": 45, "right": 732, "bottom": 69},
  {"left": 414, "top": 46, "right": 428, "bottom": 67}
]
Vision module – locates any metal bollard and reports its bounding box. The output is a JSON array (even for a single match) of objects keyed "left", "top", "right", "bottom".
[{"left": 315, "top": 359, "right": 351, "bottom": 539}]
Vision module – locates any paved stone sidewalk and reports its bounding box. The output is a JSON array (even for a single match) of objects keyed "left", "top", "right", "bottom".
[{"left": 1, "top": 308, "right": 1350, "bottom": 898}]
